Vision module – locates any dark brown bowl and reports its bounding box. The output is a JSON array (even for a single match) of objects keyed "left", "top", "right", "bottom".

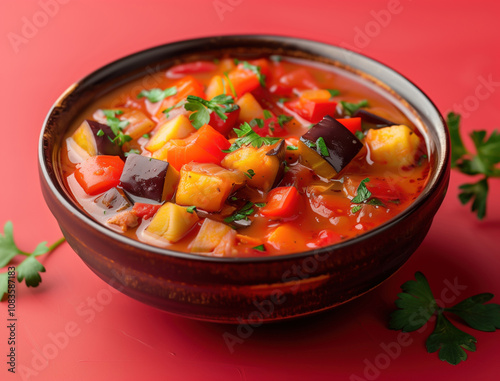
[{"left": 39, "top": 35, "right": 450, "bottom": 323}]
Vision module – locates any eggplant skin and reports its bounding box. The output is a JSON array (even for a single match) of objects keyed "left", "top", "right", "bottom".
[
  {"left": 266, "top": 140, "right": 286, "bottom": 188},
  {"left": 94, "top": 187, "right": 131, "bottom": 212},
  {"left": 86, "top": 120, "right": 124, "bottom": 158},
  {"left": 353, "top": 109, "right": 395, "bottom": 130},
  {"left": 119, "top": 154, "right": 177, "bottom": 203},
  {"left": 301, "top": 115, "right": 363, "bottom": 173}
]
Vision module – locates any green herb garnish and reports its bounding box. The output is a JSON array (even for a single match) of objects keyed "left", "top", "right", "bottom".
[
  {"left": 124, "top": 149, "right": 141, "bottom": 157},
  {"left": 278, "top": 114, "right": 293, "bottom": 127},
  {"left": 223, "top": 123, "right": 281, "bottom": 153},
  {"left": 137, "top": 87, "right": 177, "bottom": 103},
  {"left": 263, "top": 110, "right": 272, "bottom": 120},
  {"left": 186, "top": 206, "right": 197, "bottom": 214},
  {"left": 341, "top": 100, "right": 369, "bottom": 116},
  {"left": 96, "top": 129, "right": 105, "bottom": 137},
  {"left": 350, "top": 178, "right": 385, "bottom": 213},
  {"left": 253, "top": 244, "right": 266, "bottom": 252},
  {"left": 184, "top": 94, "right": 237, "bottom": 129},
  {"left": 390, "top": 272, "right": 500, "bottom": 365},
  {"left": 326, "top": 89, "right": 340, "bottom": 98},
  {"left": 355, "top": 130, "right": 365, "bottom": 141},
  {"left": 250, "top": 118, "right": 264, "bottom": 128},
  {"left": 0, "top": 221, "right": 65, "bottom": 299},
  {"left": 286, "top": 145, "right": 298, "bottom": 151},
  {"left": 102, "top": 109, "right": 131, "bottom": 147},
  {"left": 223, "top": 72, "right": 237, "bottom": 98},
  {"left": 447, "top": 112, "right": 500, "bottom": 219},
  {"left": 316, "top": 137, "right": 329, "bottom": 156},
  {"left": 242, "top": 61, "right": 266, "bottom": 87},
  {"left": 245, "top": 169, "right": 256, "bottom": 179},
  {"left": 224, "top": 202, "right": 255, "bottom": 223}
]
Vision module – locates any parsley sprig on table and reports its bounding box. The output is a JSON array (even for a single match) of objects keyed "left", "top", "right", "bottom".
[
  {"left": 0, "top": 221, "right": 65, "bottom": 299},
  {"left": 184, "top": 94, "right": 238, "bottom": 129},
  {"left": 447, "top": 112, "right": 500, "bottom": 219},
  {"left": 223, "top": 123, "right": 281, "bottom": 153},
  {"left": 389, "top": 272, "right": 500, "bottom": 365}
]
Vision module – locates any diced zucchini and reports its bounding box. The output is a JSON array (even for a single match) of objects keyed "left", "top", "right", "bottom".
[
  {"left": 365, "top": 125, "right": 420, "bottom": 167},
  {"left": 175, "top": 163, "right": 246, "bottom": 212},
  {"left": 189, "top": 219, "right": 232, "bottom": 252},
  {"left": 146, "top": 202, "right": 199, "bottom": 243},
  {"left": 236, "top": 92, "right": 264, "bottom": 122},
  {"left": 146, "top": 115, "right": 195, "bottom": 153}
]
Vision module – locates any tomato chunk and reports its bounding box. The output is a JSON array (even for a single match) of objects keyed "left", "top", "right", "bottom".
[
  {"left": 132, "top": 203, "right": 162, "bottom": 220},
  {"left": 260, "top": 186, "right": 300, "bottom": 218},
  {"left": 74, "top": 155, "right": 124, "bottom": 195}
]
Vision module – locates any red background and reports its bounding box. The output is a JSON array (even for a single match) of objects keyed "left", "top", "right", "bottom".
[{"left": 1, "top": 1, "right": 500, "bottom": 380}]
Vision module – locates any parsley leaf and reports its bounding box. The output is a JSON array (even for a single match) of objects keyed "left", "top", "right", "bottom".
[
  {"left": 355, "top": 130, "right": 365, "bottom": 141},
  {"left": 184, "top": 95, "right": 237, "bottom": 129},
  {"left": 102, "top": 109, "right": 131, "bottom": 147},
  {"left": 137, "top": 87, "right": 177, "bottom": 103},
  {"left": 446, "top": 112, "right": 500, "bottom": 219},
  {"left": 0, "top": 221, "right": 65, "bottom": 299},
  {"left": 351, "top": 178, "right": 372, "bottom": 203},
  {"left": 186, "top": 206, "right": 197, "bottom": 214},
  {"left": 242, "top": 61, "right": 266, "bottom": 87},
  {"left": 263, "top": 110, "right": 272, "bottom": 120},
  {"left": 326, "top": 89, "right": 340, "bottom": 98},
  {"left": 223, "top": 123, "right": 281, "bottom": 153},
  {"left": 245, "top": 169, "right": 256, "bottom": 179},
  {"left": 224, "top": 202, "right": 255, "bottom": 223},
  {"left": 223, "top": 72, "right": 237, "bottom": 98},
  {"left": 390, "top": 272, "right": 500, "bottom": 365},
  {"left": 253, "top": 244, "right": 266, "bottom": 252},
  {"left": 445, "top": 293, "right": 500, "bottom": 332},
  {"left": 316, "top": 137, "right": 329, "bottom": 156},
  {"left": 278, "top": 114, "right": 293, "bottom": 127},
  {"left": 250, "top": 118, "right": 264, "bottom": 128},
  {"left": 286, "top": 145, "right": 298, "bottom": 151},
  {"left": 341, "top": 100, "right": 369, "bottom": 116},
  {"left": 426, "top": 314, "right": 477, "bottom": 365}
]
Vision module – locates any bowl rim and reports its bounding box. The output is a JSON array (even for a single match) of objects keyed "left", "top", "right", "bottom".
[{"left": 39, "top": 34, "right": 450, "bottom": 264}]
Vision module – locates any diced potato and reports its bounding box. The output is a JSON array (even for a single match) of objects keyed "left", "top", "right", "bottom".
[
  {"left": 72, "top": 122, "right": 97, "bottom": 156},
  {"left": 145, "top": 115, "right": 195, "bottom": 153},
  {"left": 189, "top": 219, "right": 232, "bottom": 252},
  {"left": 267, "top": 224, "right": 306, "bottom": 252},
  {"left": 122, "top": 110, "right": 155, "bottom": 140},
  {"left": 206, "top": 75, "right": 225, "bottom": 100},
  {"left": 366, "top": 125, "right": 420, "bottom": 167},
  {"left": 175, "top": 163, "right": 246, "bottom": 212},
  {"left": 146, "top": 202, "right": 199, "bottom": 243},
  {"left": 236, "top": 93, "right": 264, "bottom": 122},
  {"left": 221, "top": 144, "right": 281, "bottom": 192}
]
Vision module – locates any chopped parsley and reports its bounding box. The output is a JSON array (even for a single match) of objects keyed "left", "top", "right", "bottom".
[
  {"left": 137, "top": 87, "right": 177, "bottom": 103},
  {"left": 253, "top": 244, "right": 266, "bottom": 252},
  {"left": 355, "top": 130, "right": 365, "bottom": 141},
  {"left": 250, "top": 118, "right": 264, "bottom": 128},
  {"left": 124, "top": 149, "right": 141, "bottom": 157},
  {"left": 101, "top": 109, "right": 131, "bottom": 147},
  {"left": 350, "top": 178, "right": 385, "bottom": 213},
  {"left": 245, "top": 169, "right": 256, "bottom": 179},
  {"left": 263, "top": 110, "right": 272, "bottom": 120},
  {"left": 286, "top": 145, "right": 298, "bottom": 151},
  {"left": 242, "top": 61, "right": 266, "bottom": 87},
  {"left": 326, "top": 89, "right": 340, "bottom": 98},
  {"left": 184, "top": 94, "right": 238, "bottom": 129},
  {"left": 186, "top": 206, "right": 197, "bottom": 214},
  {"left": 142, "top": 133, "right": 150, "bottom": 139},
  {"left": 223, "top": 72, "right": 237, "bottom": 98},
  {"left": 162, "top": 101, "right": 184, "bottom": 118},
  {"left": 223, "top": 123, "right": 281, "bottom": 153},
  {"left": 341, "top": 99, "right": 369, "bottom": 116},
  {"left": 224, "top": 202, "right": 255, "bottom": 223},
  {"left": 390, "top": 272, "right": 500, "bottom": 365},
  {"left": 96, "top": 129, "right": 104, "bottom": 137},
  {"left": 316, "top": 137, "right": 329, "bottom": 156},
  {"left": 278, "top": 114, "right": 293, "bottom": 127}
]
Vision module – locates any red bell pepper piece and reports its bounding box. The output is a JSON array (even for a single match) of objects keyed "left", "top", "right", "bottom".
[
  {"left": 208, "top": 106, "right": 240, "bottom": 137},
  {"left": 156, "top": 76, "right": 206, "bottom": 117},
  {"left": 227, "top": 59, "right": 270, "bottom": 97},
  {"left": 161, "top": 124, "right": 231, "bottom": 171},
  {"left": 74, "top": 155, "right": 124, "bottom": 195},
  {"left": 285, "top": 90, "right": 337, "bottom": 124},
  {"left": 260, "top": 186, "right": 300, "bottom": 218},
  {"left": 167, "top": 61, "right": 217, "bottom": 77},
  {"left": 337, "top": 117, "right": 362, "bottom": 135}
]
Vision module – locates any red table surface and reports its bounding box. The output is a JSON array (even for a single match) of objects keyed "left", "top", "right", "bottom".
[{"left": 1, "top": 1, "right": 500, "bottom": 380}]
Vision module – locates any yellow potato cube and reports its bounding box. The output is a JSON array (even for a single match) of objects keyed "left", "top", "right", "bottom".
[
  {"left": 145, "top": 115, "right": 195, "bottom": 153},
  {"left": 189, "top": 219, "right": 232, "bottom": 252},
  {"left": 366, "top": 125, "right": 420, "bottom": 167},
  {"left": 236, "top": 92, "right": 264, "bottom": 122},
  {"left": 146, "top": 202, "right": 199, "bottom": 243},
  {"left": 206, "top": 75, "right": 225, "bottom": 100}
]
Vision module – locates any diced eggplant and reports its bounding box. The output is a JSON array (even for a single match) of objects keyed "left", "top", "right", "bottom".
[
  {"left": 353, "top": 109, "right": 396, "bottom": 130},
  {"left": 221, "top": 140, "right": 285, "bottom": 192},
  {"left": 175, "top": 163, "right": 246, "bottom": 212},
  {"left": 266, "top": 140, "right": 286, "bottom": 188},
  {"left": 145, "top": 202, "right": 199, "bottom": 243},
  {"left": 299, "top": 115, "right": 363, "bottom": 179},
  {"left": 94, "top": 187, "right": 131, "bottom": 212},
  {"left": 72, "top": 120, "right": 123, "bottom": 157},
  {"left": 119, "top": 154, "right": 179, "bottom": 203}
]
